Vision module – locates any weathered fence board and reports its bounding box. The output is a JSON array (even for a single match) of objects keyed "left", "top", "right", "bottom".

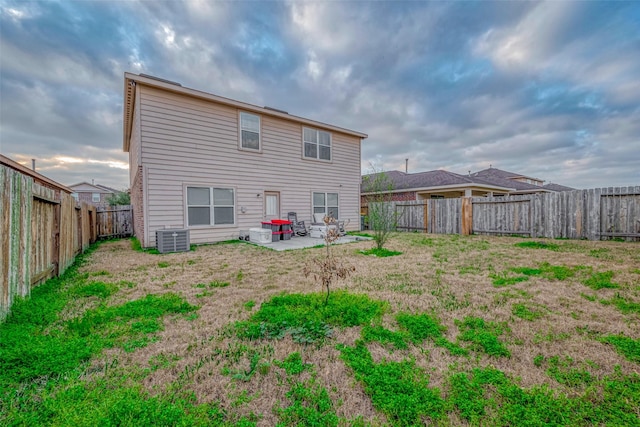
[
  {"left": 600, "top": 186, "right": 640, "bottom": 239},
  {"left": 374, "top": 186, "right": 640, "bottom": 242},
  {"left": 58, "top": 193, "right": 79, "bottom": 274},
  {"left": 437, "top": 198, "right": 461, "bottom": 235},
  {"left": 472, "top": 197, "right": 531, "bottom": 235},
  {"left": 470, "top": 187, "right": 640, "bottom": 240},
  {"left": 1, "top": 166, "right": 32, "bottom": 319},
  {"left": 394, "top": 202, "right": 425, "bottom": 232},
  {"left": 389, "top": 199, "right": 462, "bottom": 235},
  {"left": 29, "top": 184, "right": 57, "bottom": 286},
  {"left": 1, "top": 164, "right": 99, "bottom": 320},
  {"left": 97, "top": 205, "right": 133, "bottom": 238}
]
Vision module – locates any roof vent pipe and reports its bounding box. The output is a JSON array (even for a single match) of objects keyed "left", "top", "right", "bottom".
[
  {"left": 32, "top": 159, "right": 36, "bottom": 171},
  {"left": 405, "top": 158, "right": 408, "bottom": 174}
]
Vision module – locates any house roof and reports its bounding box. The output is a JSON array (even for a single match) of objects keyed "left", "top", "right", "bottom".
[
  {"left": 95, "top": 183, "right": 121, "bottom": 193},
  {"left": 123, "top": 72, "right": 368, "bottom": 152},
  {"left": 362, "top": 169, "right": 514, "bottom": 194},
  {"left": 0, "top": 154, "right": 72, "bottom": 193},
  {"left": 362, "top": 166, "right": 575, "bottom": 195},
  {"left": 68, "top": 182, "right": 119, "bottom": 193},
  {"left": 542, "top": 182, "right": 576, "bottom": 192},
  {"left": 472, "top": 167, "right": 544, "bottom": 182},
  {"left": 470, "top": 167, "right": 551, "bottom": 193}
]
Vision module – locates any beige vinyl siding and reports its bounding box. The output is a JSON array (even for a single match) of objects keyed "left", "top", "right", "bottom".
[{"left": 138, "top": 86, "right": 361, "bottom": 246}]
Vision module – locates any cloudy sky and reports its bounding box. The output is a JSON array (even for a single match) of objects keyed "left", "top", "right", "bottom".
[{"left": 1, "top": 1, "right": 639, "bottom": 190}]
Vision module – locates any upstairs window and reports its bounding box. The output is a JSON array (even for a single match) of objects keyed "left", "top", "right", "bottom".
[
  {"left": 303, "top": 127, "right": 331, "bottom": 161},
  {"left": 239, "top": 112, "right": 261, "bottom": 151},
  {"left": 92, "top": 193, "right": 100, "bottom": 202},
  {"left": 187, "top": 186, "right": 235, "bottom": 226}
]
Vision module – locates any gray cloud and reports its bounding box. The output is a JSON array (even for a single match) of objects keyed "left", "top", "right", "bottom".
[{"left": 1, "top": 0, "right": 638, "bottom": 190}]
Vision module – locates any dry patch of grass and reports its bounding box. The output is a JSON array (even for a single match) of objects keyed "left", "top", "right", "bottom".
[{"left": 2, "top": 235, "right": 639, "bottom": 426}]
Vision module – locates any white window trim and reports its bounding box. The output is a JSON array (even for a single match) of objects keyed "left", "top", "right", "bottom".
[
  {"left": 302, "top": 127, "right": 332, "bottom": 162},
  {"left": 184, "top": 185, "right": 236, "bottom": 228},
  {"left": 238, "top": 111, "right": 262, "bottom": 152},
  {"left": 312, "top": 191, "right": 340, "bottom": 219},
  {"left": 92, "top": 193, "right": 100, "bottom": 202}
]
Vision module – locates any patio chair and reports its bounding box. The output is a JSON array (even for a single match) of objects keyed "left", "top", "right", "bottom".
[
  {"left": 287, "top": 212, "right": 308, "bottom": 236},
  {"left": 338, "top": 218, "right": 350, "bottom": 236}
]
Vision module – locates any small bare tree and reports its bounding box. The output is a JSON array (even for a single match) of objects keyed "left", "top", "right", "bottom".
[
  {"left": 304, "top": 215, "right": 355, "bottom": 305},
  {"left": 362, "top": 168, "right": 397, "bottom": 250}
]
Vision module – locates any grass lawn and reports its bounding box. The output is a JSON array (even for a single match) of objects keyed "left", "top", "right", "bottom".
[{"left": 1, "top": 233, "right": 639, "bottom": 426}]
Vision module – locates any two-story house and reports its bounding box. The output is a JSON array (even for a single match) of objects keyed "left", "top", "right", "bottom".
[
  {"left": 68, "top": 181, "right": 119, "bottom": 207},
  {"left": 122, "top": 73, "right": 367, "bottom": 247}
]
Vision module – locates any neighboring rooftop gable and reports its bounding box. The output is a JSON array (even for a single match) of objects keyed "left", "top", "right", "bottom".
[
  {"left": 473, "top": 167, "right": 543, "bottom": 182},
  {"left": 362, "top": 169, "right": 513, "bottom": 193},
  {"left": 95, "top": 184, "right": 121, "bottom": 193},
  {"left": 122, "top": 72, "right": 368, "bottom": 152},
  {"left": 471, "top": 167, "right": 549, "bottom": 192},
  {"left": 68, "top": 182, "right": 117, "bottom": 193},
  {"left": 403, "top": 169, "right": 499, "bottom": 189},
  {"left": 543, "top": 183, "right": 576, "bottom": 192}
]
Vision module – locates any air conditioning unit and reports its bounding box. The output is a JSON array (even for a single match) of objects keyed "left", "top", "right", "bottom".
[{"left": 156, "top": 229, "right": 190, "bottom": 253}]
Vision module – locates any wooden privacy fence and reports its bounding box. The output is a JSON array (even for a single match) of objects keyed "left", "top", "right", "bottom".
[
  {"left": 472, "top": 187, "right": 640, "bottom": 240},
  {"left": 97, "top": 205, "right": 133, "bottom": 239},
  {"left": 393, "top": 198, "right": 463, "bottom": 235},
  {"left": 378, "top": 186, "right": 640, "bottom": 241},
  {"left": 1, "top": 164, "right": 98, "bottom": 320}
]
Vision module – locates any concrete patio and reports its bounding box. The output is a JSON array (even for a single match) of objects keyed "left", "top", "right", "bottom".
[{"left": 249, "top": 234, "right": 372, "bottom": 251}]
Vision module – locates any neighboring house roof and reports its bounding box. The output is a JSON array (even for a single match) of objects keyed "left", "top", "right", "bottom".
[
  {"left": 95, "top": 183, "right": 121, "bottom": 193},
  {"left": 542, "top": 183, "right": 576, "bottom": 192},
  {"left": 470, "top": 167, "right": 549, "bottom": 193},
  {"left": 0, "top": 154, "right": 72, "bottom": 193},
  {"left": 68, "top": 182, "right": 118, "bottom": 193},
  {"left": 362, "top": 167, "right": 576, "bottom": 195},
  {"left": 472, "top": 167, "right": 543, "bottom": 183},
  {"left": 122, "top": 72, "right": 368, "bottom": 152},
  {"left": 470, "top": 167, "right": 575, "bottom": 193},
  {"left": 362, "top": 169, "right": 514, "bottom": 194}
]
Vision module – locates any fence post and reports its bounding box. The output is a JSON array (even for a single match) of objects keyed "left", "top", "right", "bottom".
[
  {"left": 53, "top": 203, "right": 60, "bottom": 276},
  {"left": 423, "top": 201, "right": 429, "bottom": 233},
  {"left": 461, "top": 197, "right": 472, "bottom": 235}
]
